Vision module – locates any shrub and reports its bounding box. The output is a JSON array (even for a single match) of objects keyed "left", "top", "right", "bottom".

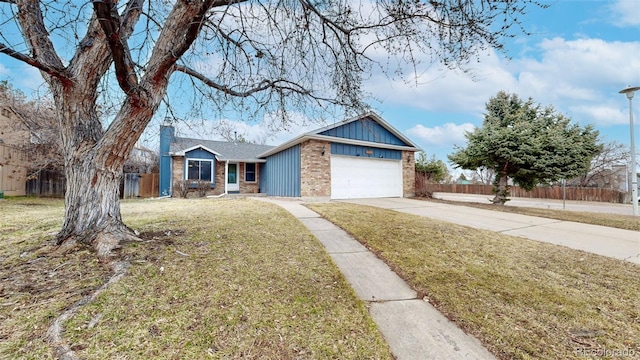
[
  {"left": 173, "top": 180, "right": 190, "bottom": 198},
  {"left": 195, "top": 180, "right": 211, "bottom": 197}
]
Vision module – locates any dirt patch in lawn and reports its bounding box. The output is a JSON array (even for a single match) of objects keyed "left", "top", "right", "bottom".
[
  {"left": 0, "top": 240, "right": 112, "bottom": 358},
  {"left": 0, "top": 215, "right": 183, "bottom": 358}
]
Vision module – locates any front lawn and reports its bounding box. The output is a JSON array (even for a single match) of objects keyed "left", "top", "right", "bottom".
[
  {"left": 308, "top": 202, "right": 640, "bottom": 360},
  {"left": 0, "top": 198, "right": 392, "bottom": 359}
]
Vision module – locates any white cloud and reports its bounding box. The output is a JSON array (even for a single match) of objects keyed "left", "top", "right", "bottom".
[
  {"left": 170, "top": 113, "right": 321, "bottom": 146},
  {"left": 520, "top": 38, "right": 640, "bottom": 91},
  {"left": 608, "top": 0, "right": 640, "bottom": 27},
  {"left": 366, "top": 49, "right": 519, "bottom": 114},
  {"left": 511, "top": 38, "right": 640, "bottom": 125},
  {"left": 368, "top": 36, "right": 640, "bottom": 129},
  {"left": 406, "top": 122, "right": 475, "bottom": 147},
  {"left": 569, "top": 103, "right": 631, "bottom": 126},
  {"left": 0, "top": 62, "right": 46, "bottom": 96}
]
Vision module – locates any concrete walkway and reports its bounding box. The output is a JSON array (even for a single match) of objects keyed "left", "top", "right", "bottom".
[
  {"left": 342, "top": 197, "right": 640, "bottom": 264},
  {"left": 433, "top": 192, "right": 635, "bottom": 216},
  {"left": 260, "top": 198, "right": 496, "bottom": 360}
]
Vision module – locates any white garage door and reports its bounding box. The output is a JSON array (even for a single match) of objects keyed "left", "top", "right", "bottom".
[{"left": 331, "top": 155, "right": 403, "bottom": 199}]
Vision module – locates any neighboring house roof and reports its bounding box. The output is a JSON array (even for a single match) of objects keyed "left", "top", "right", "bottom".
[
  {"left": 170, "top": 137, "right": 274, "bottom": 162},
  {"left": 257, "top": 112, "right": 421, "bottom": 158}
]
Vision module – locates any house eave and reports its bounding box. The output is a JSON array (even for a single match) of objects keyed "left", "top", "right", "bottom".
[
  {"left": 257, "top": 134, "right": 309, "bottom": 158},
  {"left": 216, "top": 158, "right": 268, "bottom": 163},
  {"left": 257, "top": 134, "right": 420, "bottom": 158},
  {"left": 309, "top": 111, "right": 421, "bottom": 149},
  {"left": 309, "top": 134, "right": 421, "bottom": 152},
  {"left": 169, "top": 150, "right": 268, "bottom": 164},
  {"left": 170, "top": 144, "right": 222, "bottom": 157}
]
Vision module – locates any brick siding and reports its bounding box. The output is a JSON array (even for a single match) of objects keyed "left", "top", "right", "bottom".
[
  {"left": 178, "top": 159, "right": 260, "bottom": 196},
  {"left": 300, "top": 139, "right": 331, "bottom": 197},
  {"left": 239, "top": 162, "right": 260, "bottom": 194},
  {"left": 402, "top": 150, "right": 416, "bottom": 197},
  {"left": 171, "top": 156, "right": 184, "bottom": 188},
  {"left": 212, "top": 160, "right": 225, "bottom": 195}
]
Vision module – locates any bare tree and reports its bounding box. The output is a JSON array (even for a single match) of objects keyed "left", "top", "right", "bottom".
[
  {"left": 472, "top": 167, "right": 495, "bottom": 185},
  {"left": 212, "top": 120, "right": 251, "bottom": 143},
  {"left": 568, "top": 141, "right": 629, "bottom": 189},
  {"left": 0, "top": 82, "right": 62, "bottom": 175},
  {"left": 0, "top": 0, "right": 545, "bottom": 255}
]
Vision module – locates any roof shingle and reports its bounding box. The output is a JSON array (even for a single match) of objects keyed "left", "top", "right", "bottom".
[{"left": 170, "top": 137, "right": 274, "bottom": 161}]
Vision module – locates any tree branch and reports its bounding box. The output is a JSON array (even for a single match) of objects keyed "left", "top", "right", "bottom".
[
  {"left": 92, "top": 0, "right": 141, "bottom": 97},
  {"left": 175, "top": 64, "right": 312, "bottom": 98},
  {"left": 0, "top": 43, "right": 67, "bottom": 80},
  {"left": 151, "top": 0, "right": 244, "bottom": 78},
  {"left": 13, "top": 0, "right": 67, "bottom": 81}
]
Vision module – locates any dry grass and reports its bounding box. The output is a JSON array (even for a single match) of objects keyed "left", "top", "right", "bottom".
[
  {"left": 425, "top": 198, "right": 640, "bottom": 232},
  {"left": 0, "top": 197, "right": 391, "bottom": 359},
  {"left": 0, "top": 197, "right": 110, "bottom": 359},
  {"left": 308, "top": 202, "right": 640, "bottom": 360}
]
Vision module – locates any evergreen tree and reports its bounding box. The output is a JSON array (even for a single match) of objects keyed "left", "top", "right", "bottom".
[
  {"left": 449, "top": 91, "right": 601, "bottom": 204},
  {"left": 415, "top": 152, "right": 450, "bottom": 184}
]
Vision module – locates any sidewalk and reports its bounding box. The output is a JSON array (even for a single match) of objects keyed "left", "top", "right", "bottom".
[{"left": 259, "top": 198, "right": 496, "bottom": 360}]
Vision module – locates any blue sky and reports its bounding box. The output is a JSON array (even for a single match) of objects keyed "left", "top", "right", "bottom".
[
  {"left": 1, "top": 0, "right": 639, "bottom": 172},
  {"left": 370, "top": 0, "right": 640, "bottom": 166}
]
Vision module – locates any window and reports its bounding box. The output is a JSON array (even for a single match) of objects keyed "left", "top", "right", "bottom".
[
  {"left": 245, "top": 163, "right": 256, "bottom": 182},
  {"left": 187, "top": 159, "right": 212, "bottom": 181}
]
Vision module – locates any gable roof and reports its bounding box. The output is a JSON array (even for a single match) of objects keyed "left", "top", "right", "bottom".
[
  {"left": 258, "top": 112, "right": 420, "bottom": 158},
  {"left": 170, "top": 137, "right": 274, "bottom": 162}
]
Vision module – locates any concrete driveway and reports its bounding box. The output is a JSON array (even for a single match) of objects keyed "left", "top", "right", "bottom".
[
  {"left": 340, "top": 197, "right": 640, "bottom": 264},
  {"left": 433, "top": 192, "right": 635, "bottom": 216}
]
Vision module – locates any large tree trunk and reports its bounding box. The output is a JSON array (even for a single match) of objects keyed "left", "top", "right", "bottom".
[
  {"left": 492, "top": 169, "right": 510, "bottom": 205},
  {"left": 52, "top": 84, "right": 145, "bottom": 257},
  {"left": 49, "top": 51, "right": 174, "bottom": 257},
  {"left": 56, "top": 151, "right": 137, "bottom": 257}
]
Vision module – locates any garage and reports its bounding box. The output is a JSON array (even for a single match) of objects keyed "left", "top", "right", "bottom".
[{"left": 330, "top": 155, "right": 403, "bottom": 199}]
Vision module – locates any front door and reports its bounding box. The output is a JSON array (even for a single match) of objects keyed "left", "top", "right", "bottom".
[{"left": 227, "top": 163, "right": 239, "bottom": 192}]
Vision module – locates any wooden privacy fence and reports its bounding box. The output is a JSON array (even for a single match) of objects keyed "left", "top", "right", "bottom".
[
  {"left": 25, "top": 171, "right": 159, "bottom": 198},
  {"left": 122, "top": 173, "right": 159, "bottom": 199},
  {"left": 139, "top": 173, "right": 159, "bottom": 198},
  {"left": 416, "top": 175, "right": 626, "bottom": 203},
  {"left": 26, "top": 170, "right": 65, "bottom": 197}
]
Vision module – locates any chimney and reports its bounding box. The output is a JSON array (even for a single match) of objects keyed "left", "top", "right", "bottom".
[{"left": 159, "top": 120, "right": 175, "bottom": 158}]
